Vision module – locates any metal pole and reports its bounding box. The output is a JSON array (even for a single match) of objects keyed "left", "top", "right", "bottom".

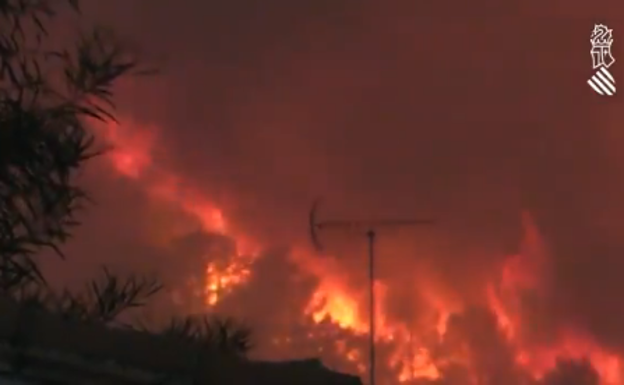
[
  {"left": 366, "top": 229, "right": 376, "bottom": 385},
  {"left": 308, "top": 199, "right": 435, "bottom": 385}
]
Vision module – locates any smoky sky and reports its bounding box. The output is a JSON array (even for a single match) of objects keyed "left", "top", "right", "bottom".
[{"left": 41, "top": 0, "right": 624, "bottom": 379}]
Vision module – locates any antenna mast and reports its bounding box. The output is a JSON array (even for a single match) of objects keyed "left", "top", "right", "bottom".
[
  {"left": 309, "top": 199, "right": 435, "bottom": 385},
  {"left": 410, "top": 328, "right": 415, "bottom": 382}
]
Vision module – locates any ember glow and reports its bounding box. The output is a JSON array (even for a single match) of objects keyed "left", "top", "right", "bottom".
[{"left": 96, "top": 118, "right": 624, "bottom": 384}]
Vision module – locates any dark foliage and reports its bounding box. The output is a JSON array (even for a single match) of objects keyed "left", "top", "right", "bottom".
[
  {"left": 0, "top": 0, "right": 253, "bottom": 359},
  {"left": 0, "top": 0, "right": 150, "bottom": 291},
  {"left": 161, "top": 315, "right": 254, "bottom": 357},
  {"left": 13, "top": 266, "right": 162, "bottom": 324}
]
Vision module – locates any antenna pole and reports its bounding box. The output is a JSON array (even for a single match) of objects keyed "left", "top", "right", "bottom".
[
  {"left": 367, "top": 230, "right": 376, "bottom": 385},
  {"left": 308, "top": 199, "right": 435, "bottom": 385},
  {"left": 410, "top": 328, "right": 414, "bottom": 381}
]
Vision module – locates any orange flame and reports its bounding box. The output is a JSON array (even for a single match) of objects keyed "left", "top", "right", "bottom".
[
  {"left": 98, "top": 118, "right": 624, "bottom": 385},
  {"left": 97, "top": 119, "right": 254, "bottom": 306}
]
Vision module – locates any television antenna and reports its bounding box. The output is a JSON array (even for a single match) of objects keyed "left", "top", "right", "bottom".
[{"left": 308, "top": 198, "right": 435, "bottom": 385}]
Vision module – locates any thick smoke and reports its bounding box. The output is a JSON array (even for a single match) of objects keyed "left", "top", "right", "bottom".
[
  {"left": 41, "top": 0, "right": 624, "bottom": 383},
  {"left": 541, "top": 359, "right": 600, "bottom": 385}
]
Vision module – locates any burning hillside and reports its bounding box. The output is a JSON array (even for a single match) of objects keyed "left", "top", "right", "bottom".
[
  {"left": 90, "top": 118, "right": 624, "bottom": 385},
  {"left": 56, "top": 1, "right": 624, "bottom": 384}
]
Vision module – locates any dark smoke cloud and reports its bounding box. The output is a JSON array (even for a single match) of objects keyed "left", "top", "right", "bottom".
[
  {"left": 41, "top": 0, "right": 624, "bottom": 383},
  {"left": 541, "top": 359, "right": 600, "bottom": 385}
]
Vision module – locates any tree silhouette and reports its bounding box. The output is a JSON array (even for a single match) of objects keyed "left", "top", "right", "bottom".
[
  {"left": 0, "top": 0, "right": 147, "bottom": 291},
  {"left": 0, "top": 0, "right": 252, "bottom": 362},
  {"left": 161, "top": 315, "right": 253, "bottom": 357}
]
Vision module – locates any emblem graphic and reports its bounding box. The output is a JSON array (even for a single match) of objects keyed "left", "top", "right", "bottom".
[{"left": 588, "top": 24, "right": 616, "bottom": 96}]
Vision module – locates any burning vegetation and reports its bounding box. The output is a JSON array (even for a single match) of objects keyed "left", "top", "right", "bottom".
[
  {"left": 96, "top": 118, "right": 624, "bottom": 385},
  {"left": 7, "top": 1, "right": 621, "bottom": 384}
]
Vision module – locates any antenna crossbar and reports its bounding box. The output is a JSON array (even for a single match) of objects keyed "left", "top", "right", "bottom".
[{"left": 316, "top": 219, "right": 434, "bottom": 229}]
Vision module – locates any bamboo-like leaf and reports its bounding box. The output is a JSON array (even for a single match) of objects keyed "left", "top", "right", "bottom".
[{"left": 0, "top": 0, "right": 154, "bottom": 294}]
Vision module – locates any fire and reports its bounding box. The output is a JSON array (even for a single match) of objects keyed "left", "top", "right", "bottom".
[
  {"left": 308, "top": 287, "right": 365, "bottom": 332},
  {"left": 205, "top": 260, "right": 251, "bottom": 306},
  {"left": 395, "top": 347, "right": 440, "bottom": 381},
  {"left": 485, "top": 214, "right": 624, "bottom": 385},
  {"left": 97, "top": 118, "right": 624, "bottom": 384},
  {"left": 102, "top": 120, "right": 154, "bottom": 178},
  {"left": 96, "top": 119, "right": 254, "bottom": 306}
]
